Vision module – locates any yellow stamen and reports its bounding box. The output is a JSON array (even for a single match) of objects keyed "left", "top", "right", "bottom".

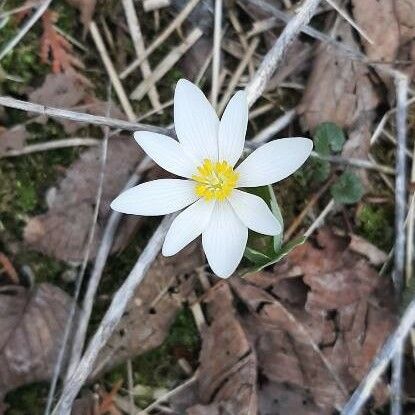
[{"left": 192, "top": 159, "right": 238, "bottom": 201}]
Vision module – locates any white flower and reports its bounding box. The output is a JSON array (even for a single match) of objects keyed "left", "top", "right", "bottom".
[{"left": 111, "top": 79, "right": 312, "bottom": 278}]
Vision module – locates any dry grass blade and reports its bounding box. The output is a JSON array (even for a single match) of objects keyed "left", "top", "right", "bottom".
[
  {"left": 130, "top": 27, "right": 203, "bottom": 100},
  {"left": 119, "top": 0, "right": 202, "bottom": 79},
  {"left": 122, "top": 0, "right": 161, "bottom": 111},
  {"left": 0, "top": 138, "right": 100, "bottom": 158},
  {"left": 89, "top": 21, "right": 136, "bottom": 121},
  {"left": 211, "top": 0, "right": 223, "bottom": 108}
]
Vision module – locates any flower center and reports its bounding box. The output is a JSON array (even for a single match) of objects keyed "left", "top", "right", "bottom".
[{"left": 192, "top": 159, "right": 238, "bottom": 201}]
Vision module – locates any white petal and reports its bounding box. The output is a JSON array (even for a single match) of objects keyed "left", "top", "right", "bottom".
[
  {"left": 218, "top": 90, "right": 248, "bottom": 166},
  {"left": 228, "top": 189, "right": 281, "bottom": 235},
  {"left": 236, "top": 137, "right": 313, "bottom": 187},
  {"left": 174, "top": 79, "right": 219, "bottom": 163},
  {"left": 202, "top": 202, "right": 248, "bottom": 278},
  {"left": 111, "top": 179, "right": 198, "bottom": 216},
  {"left": 162, "top": 199, "right": 215, "bottom": 256},
  {"left": 134, "top": 131, "right": 197, "bottom": 178}
]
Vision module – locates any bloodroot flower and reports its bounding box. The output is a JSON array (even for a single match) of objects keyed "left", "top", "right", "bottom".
[{"left": 111, "top": 79, "right": 312, "bottom": 278}]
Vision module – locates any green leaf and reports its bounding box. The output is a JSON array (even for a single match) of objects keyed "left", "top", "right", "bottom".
[
  {"left": 244, "top": 185, "right": 284, "bottom": 254},
  {"left": 245, "top": 236, "right": 307, "bottom": 272},
  {"left": 244, "top": 246, "right": 271, "bottom": 265},
  {"left": 314, "top": 122, "right": 345, "bottom": 156},
  {"left": 331, "top": 170, "right": 364, "bottom": 204},
  {"left": 312, "top": 159, "right": 331, "bottom": 182},
  {"left": 268, "top": 185, "right": 284, "bottom": 252}
]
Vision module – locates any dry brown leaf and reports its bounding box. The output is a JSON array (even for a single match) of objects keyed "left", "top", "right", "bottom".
[
  {"left": 186, "top": 283, "right": 258, "bottom": 415},
  {"left": 41, "top": 11, "right": 83, "bottom": 74},
  {"left": 65, "top": 0, "right": 96, "bottom": 31},
  {"left": 0, "top": 125, "right": 28, "bottom": 156},
  {"left": 24, "top": 136, "right": 143, "bottom": 263},
  {"left": 95, "top": 244, "right": 203, "bottom": 375},
  {"left": 0, "top": 283, "right": 73, "bottom": 397},
  {"left": 176, "top": 228, "right": 395, "bottom": 414},
  {"left": 299, "top": 21, "right": 379, "bottom": 132},
  {"left": 351, "top": 0, "right": 415, "bottom": 79},
  {"left": 28, "top": 72, "right": 125, "bottom": 134}
]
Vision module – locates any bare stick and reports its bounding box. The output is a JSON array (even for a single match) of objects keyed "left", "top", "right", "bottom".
[
  {"left": 304, "top": 199, "right": 336, "bottom": 238},
  {"left": 391, "top": 74, "right": 409, "bottom": 415},
  {"left": 130, "top": 27, "right": 203, "bottom": 100},
  {"left": 0, "top": 0, "right": 53, "bottom": 61},
  {"left": 122, "top": 0, "right": 161, "bottom": 111},
  {"left": 45, "top": 124, "right": 110, "bottom": 415},
  {"left": 119, "top": 0, "right": 202, "bottom": 80},
  {"left": 243, "top": 0, "right": 362, "bottom": 62},
  {"left": 312, "top": 152, "right": 395, "bottom": 175},
  {"left": 89, "top": 21, "right": 136, "bottom": 121},
  {"left": 245, "top": 0, "right": 321, "bottom": 106},
  {"left": 0, "top": 96, "right": 169, "bottom": 134},
  {"left": 340, "top": 295, "right": 415, "bottom": 414},
  {"left": 211, "top": 0, "right": 223, "bottom": 108},
  {"left": 138, "top": 376, "right": 196, "bottom": 415},
  {"left": 64, "top": 157, "right": 153, "bottom": 381},
  {"left": 217, "top": 37, "right": 259, "bottom": 115},
  {"left": 249, "top": 108, "right": 296, "bottom": 145},
  {"left": 51, "top": 214, "right": 176, "bottom": 415},
  {"left": 324, "top": 0, "right": 373, "bottom": 44},
  {"left": 0, "top": 138, "right": 100, "bottom": 158}
]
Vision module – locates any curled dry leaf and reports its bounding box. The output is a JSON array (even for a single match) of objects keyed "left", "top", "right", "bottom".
[
  {"left": 0, "top": 125, "right": 28, "bottom": 156},
  {"left": 351, "top": 0, "right": 415, "bottom": 79},
  {"left": 299, "top": 22, "right": 379, "bottom": 132},
  {"left": 41, "top": 11, "right": 84, "bottom": 74},
  {"left": 65, "top": 0, "right": 97, "bottom": 31},
  {"left": 186, "top": 283, "right": 258, "bottom": 415},
  {"left": 0, "top": 283, "right": 74, "bottom": 398},
  {"left": 24, "top": 136, "right": 144, "bottom": 263},
  {"left": 28, "top": 72, "right": 125, "bottom": 134},
  {"left": 95, "top": 243, "right": 203, "bottom": 376},
  {"left": 299, "top": 21, "right": 379, "bottom": 185},
  {"left": 174, "top": 228, "right": 395, "bottom": 414}
]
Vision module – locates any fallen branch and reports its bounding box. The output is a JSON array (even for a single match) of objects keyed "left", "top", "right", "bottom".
[
  {"left": 0, "top": 138, "right": 100, "bottom": 158},
  {"left": 391, "top": 73, "right": 409, "bottom": 415},
  {"left": 51, "top": 214, "right": 176, "bottom": 415},
  {"left": 245, "top": 0, "right": 321, "bottom": 106},
  {"left": 0, "top": 96, "right": 169, "bottom": 134}
]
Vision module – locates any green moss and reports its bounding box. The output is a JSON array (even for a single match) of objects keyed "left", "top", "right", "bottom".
[
  {"left": 357, "top": 204, "right": 394, "bottom": 251},
  {"left": 5, "top": 382, "right": 49, "bottom": 415}
]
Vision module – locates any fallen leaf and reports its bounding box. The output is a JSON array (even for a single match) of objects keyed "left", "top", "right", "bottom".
[
  {"left": 0, "top": 125, "right": 28, "bottom": 156},
  {"left": 40, "top": 11, "right": 83, "bottom": 74},
  {"left": 72, "top": 392, "right": 99, "bottom": 415},
  {"left": 65, "top": 0, "right": 96, "bottom": 31},
  {"left": 299, "top": 21, "right": 379, "bottom": 132},
  {"left": 24, "top": 135, "right": 144, "bottom": 263},
  {"left": 28, "top": 72, "right": 125, "bottom": 134},
  {"left": 174, "top": 228, "right": 395, "bottom": 414},
  {"left": 0, "top": 283, "right": 74, "bottom": 397},
  {"left": 351, "top": 0, "right": 415, "bottom": 79},
  {"left": 0, "top": 252, "right": 19, "bottom": 284},
  {"left": 186, "top": 283, "right": 258, "bottom": 415},
  {"left": 95, "top": 243, "right": 203, "bottom": 375}
]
